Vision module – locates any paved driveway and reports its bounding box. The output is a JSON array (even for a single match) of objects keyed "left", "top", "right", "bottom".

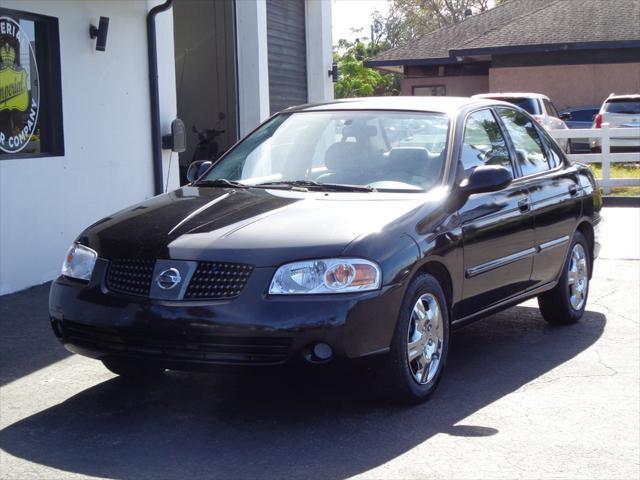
[{"left": 1, "top": 208, "right": 638, "bottom": 480}]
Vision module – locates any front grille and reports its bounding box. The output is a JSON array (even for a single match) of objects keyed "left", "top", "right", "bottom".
[
  {"left": 185, "top": 261, "right": 254, "bottom": 299},
  {"left": 106, "top": 258, "right": 155, "bottom": 296},
  {"left": 63, "top": 321, "right": 291, "bottom": 365}
]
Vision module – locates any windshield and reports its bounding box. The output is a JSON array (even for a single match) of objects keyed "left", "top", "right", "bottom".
[
  {"left": 202, "top": 111, "right": 450, "bottom": 192},
  {"left": 604, "top": 99, "right": 640, "bottom": 115}
]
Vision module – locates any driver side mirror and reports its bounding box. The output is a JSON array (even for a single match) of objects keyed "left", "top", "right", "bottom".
[
  {"left": 559, "top": 112, "right": 572, "bottom": 121},
  {"left": 186, "top": 160, "right": 212, "bottom": 183},
  {"left": 458, "top": 165, "right": 513, "bottom": 196}
]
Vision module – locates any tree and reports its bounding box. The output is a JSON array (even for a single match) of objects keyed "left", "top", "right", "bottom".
[
  {"left": 333, "top": 38, "right": 400, "bottom": 98},
  {"left": 334, "top": 0, "right": 507, "bottom": 98},
  {"left": 371, "top": 0, "right": 503, "bottom": 49}
]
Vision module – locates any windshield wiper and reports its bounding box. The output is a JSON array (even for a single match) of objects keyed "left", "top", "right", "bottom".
[
  {"left": 257, "top": 180, "right": 375, "bottom": 192},
  {"left": 194, "top": 178, "right": 249, "bottom": 188}
]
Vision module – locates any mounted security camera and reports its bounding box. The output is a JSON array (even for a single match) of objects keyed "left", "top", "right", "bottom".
[{"left": 89, "top": 17, "right": 109, "bottom": 52}]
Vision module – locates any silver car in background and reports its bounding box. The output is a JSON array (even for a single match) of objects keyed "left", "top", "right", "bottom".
[
  {"left": 591, "top": 94, "right": 640, "bottom": 152},
  {"left": 473, "top": 92, "right": 570, "bottom": 151}
]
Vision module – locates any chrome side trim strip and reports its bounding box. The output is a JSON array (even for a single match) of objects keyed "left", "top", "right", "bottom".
[
  {"left": 538, "top": 235, "right": 570, "bottom": 252},
  {"left": 466, "top": 247, "right": 537, "bottom": 278}
]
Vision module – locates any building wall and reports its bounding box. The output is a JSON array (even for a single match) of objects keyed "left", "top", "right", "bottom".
[
  {"left": 401, "top": 75, "right": 489, "bottom": 97},
  {"left": 0, "top": 0, "right": 178, "bottom": 295},
  {"left": 489, "top": 63, "right": 640, "bottom": 110}
]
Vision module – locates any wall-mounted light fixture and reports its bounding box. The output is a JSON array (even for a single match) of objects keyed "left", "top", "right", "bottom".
[
  {"left": 89, "top": 16, "right": 109, "bottom": 52},
  {"left": 328, "top": 63, "right": 339, "bottom": 83}
]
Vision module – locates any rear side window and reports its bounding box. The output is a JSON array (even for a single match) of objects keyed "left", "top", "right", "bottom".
[
  {"left": 497, "top": 108, "right": 549, "bottom": 177},
  {"left": 460, "top": 109, "right": 512, "bottom": 177},
  {"left": 604, "top": 99, "right": 640, "bottom": 114},
  {"left": 497, "top": 97, "right": 541, "bottom": 115},
  {"left": 543, "top": 99, "right": 559, "bottom": 118}
]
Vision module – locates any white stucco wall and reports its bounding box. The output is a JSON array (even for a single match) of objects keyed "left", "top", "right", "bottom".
[{"left": 0, "top": 0, "right": 178, "bottom": 294}]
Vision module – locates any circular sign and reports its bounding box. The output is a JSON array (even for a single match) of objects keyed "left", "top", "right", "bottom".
[{"left": 0, "top": 16, "right": 40, "bottom": 154}]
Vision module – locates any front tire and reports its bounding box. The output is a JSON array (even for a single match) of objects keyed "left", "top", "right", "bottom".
[
  {"left": 538, "top": 231, "right": 590, "bottom": 324},
  {"left": 373, "top": 274, "right": 450, "bottom": 404}
]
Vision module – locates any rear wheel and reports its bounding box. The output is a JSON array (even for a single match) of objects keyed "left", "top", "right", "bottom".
[
  {"left": 373, "top": 274, "right": 450, "bottom": 404},
  {"left": 102, "top": 359, "right": 165, "bottom": 379},
  {"left": 538, "top": 231, "right": 590, "bottom": 324}
]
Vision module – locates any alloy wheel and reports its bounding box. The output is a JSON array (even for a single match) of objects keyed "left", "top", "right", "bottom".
[
  {"left": 568, "top": 243, "right": 588, "bottom": 310},
  {"left": 406, "top": 293, "right": 444, "bottom": 385}
]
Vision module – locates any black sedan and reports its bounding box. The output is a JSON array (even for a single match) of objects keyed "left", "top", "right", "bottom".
[{"left": 49, "top": 97, "right": 602, "bottom": 403}]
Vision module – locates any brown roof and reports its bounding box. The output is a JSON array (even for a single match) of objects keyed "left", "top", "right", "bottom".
[{"left": 365, "top": 0, "right": 640, "bottom": 67}]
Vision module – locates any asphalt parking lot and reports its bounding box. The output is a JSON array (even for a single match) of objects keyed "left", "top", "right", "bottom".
[{"left": 1, "top": 207, "right": 638, "bottom": 480}]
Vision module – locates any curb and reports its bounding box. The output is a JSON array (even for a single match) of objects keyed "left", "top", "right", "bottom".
[{"left": 602, "top": 196, "right": 640, "bottom": 207}]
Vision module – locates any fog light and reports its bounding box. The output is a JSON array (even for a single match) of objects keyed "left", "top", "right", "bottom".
[{"left": 313, "top": 342, "right": 333, "bottom": 361}]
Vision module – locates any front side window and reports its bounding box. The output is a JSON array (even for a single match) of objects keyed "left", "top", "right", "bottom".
[
  {"left": 497, "top": 108, "right": 550, "bottom": 177},
  {"left": 203, "top": 111, "right": 450, "bottom": 192},
  {"left": 0, "top": 9, "right": 63, "bottom": 158},
  {"left": 460, "top": 109, "right": 512, "bottom": 178}
]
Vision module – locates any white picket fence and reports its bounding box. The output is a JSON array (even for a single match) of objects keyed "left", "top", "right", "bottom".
[{"left": 549, "top": 123, "right": 640, "bottom": 194}]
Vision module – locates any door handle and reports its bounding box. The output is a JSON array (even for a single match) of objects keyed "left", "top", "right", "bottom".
[
  {"left": 518, "top": 198, "right": 530, "bottom": 213},
  {"left": 568, "top": 185, "right": 578, "bottom": 196}
]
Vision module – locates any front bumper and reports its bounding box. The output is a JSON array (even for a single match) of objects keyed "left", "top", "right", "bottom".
[{"left": 49, "top": 263, "right": 403, "bottom": 370}]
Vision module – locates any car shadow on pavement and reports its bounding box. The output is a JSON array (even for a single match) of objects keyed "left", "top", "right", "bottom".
[
  {"left": 0, "top": 305, "right": 606, "bottom": 480},
  {"left": 0, "top": 283, "right": 71, "bottom": 387}
]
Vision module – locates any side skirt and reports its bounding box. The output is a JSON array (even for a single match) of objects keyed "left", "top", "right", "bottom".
[{"left": 451, "top": 280, "right": 557, "bottom": 329}]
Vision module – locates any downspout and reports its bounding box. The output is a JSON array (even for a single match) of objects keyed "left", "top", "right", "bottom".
[{"left": 147, "top": 0, "right": 174, "bottom": 195}]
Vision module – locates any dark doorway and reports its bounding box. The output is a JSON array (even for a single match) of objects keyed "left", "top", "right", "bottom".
[{"left": 172, "top": 0, "right": 237, "bottom": 184}]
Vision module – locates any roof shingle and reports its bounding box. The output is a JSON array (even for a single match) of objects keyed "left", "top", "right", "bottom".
[{"left": 365, "top": 0, "right": 640, "bottom": 67}]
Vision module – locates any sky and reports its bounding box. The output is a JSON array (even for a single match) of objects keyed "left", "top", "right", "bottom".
[{"left": 331, "top": 0, "right": 390, "bottom": 45}]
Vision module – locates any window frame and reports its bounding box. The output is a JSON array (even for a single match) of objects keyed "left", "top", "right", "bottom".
[
  {"left": 458, "top": 107, "right": 516, "bottom": 179},
  {"left": 493, "top": 106, "right": 566, "bottom": 180},
  {"left": 412, "top": 85, "right": 446, "bottom": 97},
  {"left": 0, "top": 7, "right": 64, "bottom": 160}
]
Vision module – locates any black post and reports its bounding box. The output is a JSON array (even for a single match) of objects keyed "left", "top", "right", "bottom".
[{"left": 147, "top": 0, "right": 174, "bottom": 195}]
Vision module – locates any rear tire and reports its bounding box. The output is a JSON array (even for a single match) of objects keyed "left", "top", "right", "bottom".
[
  {"left": 538, "top": 231, "right": 590, "bottom": 325},
  {"left": 102, "top": 359, "right": 165, "bottom": 379},
  {"left": 372, "top": 274, "right": 450, "bottom": 404}
]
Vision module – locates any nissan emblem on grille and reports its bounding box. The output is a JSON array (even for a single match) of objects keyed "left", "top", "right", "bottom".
[{"left": 157, "top": 268, "right": 181, "bottom": 290}]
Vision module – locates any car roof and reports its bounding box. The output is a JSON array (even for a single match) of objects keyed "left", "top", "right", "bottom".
[
  {"left": 605, "top": 94, "right": 640, "bottom": 101},
  {"left": 285, "top": 96, "right": 510, "bottom": 115},
  {"left": 473, "top": 92, "right": 550, "bottom": 101}
]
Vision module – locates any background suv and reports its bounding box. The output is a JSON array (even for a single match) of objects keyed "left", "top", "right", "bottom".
[
  {"left": 473, "top": 92, "right": 570, "bottom": 151},
  {"left": 591, "top": 94, "right": 640, "bottom": 153}
]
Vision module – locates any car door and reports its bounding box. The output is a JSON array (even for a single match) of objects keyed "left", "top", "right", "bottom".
[
  {"left": 496, "top": 107, "right": 581, "bottom": 288},
  {"left": 455, "top": 109, "right": 536, "bottom": 319}
]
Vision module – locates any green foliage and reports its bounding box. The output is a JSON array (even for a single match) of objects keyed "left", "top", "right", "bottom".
[
  {"left": 333, "top": 0, "right": 508, "bottom": 99},
  {"left": 333, "top": 38, "right": 400, "bottom": 99}
]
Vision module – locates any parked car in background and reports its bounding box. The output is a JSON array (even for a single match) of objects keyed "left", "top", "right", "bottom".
[
  {"left": 473, "top": 93, "right": 570, "bottom": 152},
  {"left": 49, "top": 97, "right": 602, "bottom": 404},
  {"left": 559, "top": 106, "right": 600, "bottom": 153},
  {"left": 591, "top": 94, "right": 640, "bottom": 153}
]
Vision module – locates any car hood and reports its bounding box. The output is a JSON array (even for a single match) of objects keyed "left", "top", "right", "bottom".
[{"left": 80, "top": 186, "right": 438, "bottom": 267}]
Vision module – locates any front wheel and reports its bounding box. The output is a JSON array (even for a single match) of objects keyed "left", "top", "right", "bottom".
[
  {"left": 372, "top": 274, "right": 450, "bottom": 404},
  {"left": 538, "top": 231, "right": 590, "bottom": 324}
]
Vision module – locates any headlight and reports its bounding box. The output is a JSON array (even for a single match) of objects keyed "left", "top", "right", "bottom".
[
  {"left": 61, "top": 243, "right": 97, "bottom": 282},
  {"left": 269, "top": 258, "right": 381, "bottom": 295}
]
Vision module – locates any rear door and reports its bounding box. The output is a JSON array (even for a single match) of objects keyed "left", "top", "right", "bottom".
[
  {"left": 496, "top": 107, "right": 581, "bottom": 288},
  {"left": 456, "top": 109, "right": 535, "bottom": 318}
]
